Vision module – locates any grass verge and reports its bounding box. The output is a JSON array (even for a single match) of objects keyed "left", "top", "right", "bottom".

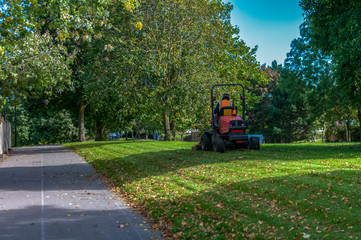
[{"left": 64, "top": 141, "right": 361, "bottom": 239}]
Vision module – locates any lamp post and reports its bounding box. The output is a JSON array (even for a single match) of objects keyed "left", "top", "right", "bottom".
[{"left": 14, "top": 105, "right": 17, "bottom": 147}]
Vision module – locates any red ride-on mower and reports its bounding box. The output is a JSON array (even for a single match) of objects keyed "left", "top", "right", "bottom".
[{"left": 199, "top": 84, "right": 260, "bottom": 153}]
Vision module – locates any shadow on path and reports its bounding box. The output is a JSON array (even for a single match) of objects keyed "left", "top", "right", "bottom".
[{"left": 0, "top": 145, "right": 162, "bottom": 240}]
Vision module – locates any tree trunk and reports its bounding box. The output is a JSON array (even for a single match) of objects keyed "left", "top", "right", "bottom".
[
  {"left": 163, "top": 113, "right": 170, "bottom": 141},
  {"left": 95, "top": 120, "right": 106, "bottom": 141},
  {"left": 170, "top": 120, "right": 176, "bottom": 141},
  {"left": 358, "top": 108, "right": 361, "bottom": 143},
  {"left": 153, "top": 129, "right": 157, "bottom": 141},
  {"left": 322, "top": 130, "right": 324, "bottom": 143},
  {"left": 346, "top": 120, "right": 350, "bottom": 142},
  {"left": 78, "top": 103, "right": 86, "bottom": 142}
]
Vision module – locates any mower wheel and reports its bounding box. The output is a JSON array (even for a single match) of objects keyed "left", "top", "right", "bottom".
[
  {"left": 250, "top": 137, "right": 260, "bottom": 150},
  {"left": 213, "top": 137, "right": 226, "bottom": 153},
  {"left": 201, "top": 134, "right": 212, "bottom": 151}
]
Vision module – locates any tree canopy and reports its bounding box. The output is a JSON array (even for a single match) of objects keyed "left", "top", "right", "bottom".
[
  {"left": 1, "top": 0, "right": 267, "bottom": 142},
  {"left": 301, "top": 0, "right": 361, "bottom": 141},
  {"left": 4, "top": 0, "right": 359, "bottom": 144}
]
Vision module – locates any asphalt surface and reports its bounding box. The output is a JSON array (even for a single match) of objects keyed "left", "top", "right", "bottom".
[{"left": 0, "top": 145, "right": 162, "bottom": 240}]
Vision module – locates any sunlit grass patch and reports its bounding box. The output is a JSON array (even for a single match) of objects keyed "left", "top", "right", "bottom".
[{"left": 65, "top": 141, "right": 361, "bottom": 239}]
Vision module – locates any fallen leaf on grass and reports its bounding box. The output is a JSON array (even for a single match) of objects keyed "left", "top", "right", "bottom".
[
  {"left": 246, "top": 233, "right": 255, "bottom": 239},
  {"left": 215, "top": 203, "right": 224, "bottom": 208},
  {"left": 174, "top": 232, "right": 183, "bottom": 238},
  {"left": 327, "top": 224, "right": 335, "bottom": 232}
]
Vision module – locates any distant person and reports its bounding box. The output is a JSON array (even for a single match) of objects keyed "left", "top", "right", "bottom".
[{"left": 214, "top": 94, "right": 233, "bottom": 120}]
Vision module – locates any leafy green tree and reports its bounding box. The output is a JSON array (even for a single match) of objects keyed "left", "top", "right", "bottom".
[
  {"left": 4, "top": 104, "right": 30, "bottom": 146},
  {"left": 286, "top": 22, "right": 359, "bottom": 143},
  {"left": 131, "top": 0, "right": 218, "bottom": 140},
  {"left": 128, "top": 0, "right": 266, "bottom": 139},
  {"left": 248, "top": 62, "right": 310, "bottom": 143},
  {"left": 285, "top": 23, "right": 335, "bottom": 142},
  {"left": 0, "top": 0, "right": 96, "bottom": 106},
  {"left": 2, "top": 0, "right": 266, "bottom": 143},
  {"left": 78, "top": 0, "right": 265, "bottom": 141},
  {"left": 0, "top": 0, "right": 115, "bottom": 141},
  {"left": 28, "top": 109, "right": 78, "bottom": 144},
  {"left": 5, "top": 102, "right": 77, "bottom": 145},
  {"left": 247, "top": 63, "right": 279, "bottom": 141},
  {"left": 270, "top": 66, "right": 311, "bottom": 142},
  {"left": 301, "top": 0, "right": 361, "bottom": 142}
]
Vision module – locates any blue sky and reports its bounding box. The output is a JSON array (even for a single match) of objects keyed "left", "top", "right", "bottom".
[{"left": 224, "top": 0, "right": 304, "bottom": 66}]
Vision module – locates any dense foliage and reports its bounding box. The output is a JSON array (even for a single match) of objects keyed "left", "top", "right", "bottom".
[
  {"left": 247, "top": 4, "right": 361, "bottom": 143},
  {"left": 1, "top": 0, "right": 266, "bottom": 143},
  {"left": 300, "top": 0, "right": 361, "bottom": 142},
  {"left": 5, "top": 104, "right": 77, "bottom": 145},
  {"left": 247, "top": 62, "right": 310, "bottom": 143},
  {"left": 1, "top": 0, "right": 360, "bottom": 144}
]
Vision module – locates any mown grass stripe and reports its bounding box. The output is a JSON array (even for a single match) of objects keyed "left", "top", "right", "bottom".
[{"left": 65, "top": 140, "right": 361, "bottom": 239}]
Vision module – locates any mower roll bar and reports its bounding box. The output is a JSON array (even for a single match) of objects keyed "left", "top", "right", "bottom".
[{"left": 211, "top": 84, "right": 246, "bottom": 127}]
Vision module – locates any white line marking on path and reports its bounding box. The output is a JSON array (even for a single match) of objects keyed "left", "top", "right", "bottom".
[{"left": 40, "top": 147, "right": 45, "bottom": 240}]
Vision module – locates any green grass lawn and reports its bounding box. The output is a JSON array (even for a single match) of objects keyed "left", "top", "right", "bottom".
[{"left": 64, "top": 141, "right": 361, "bottom": 239}]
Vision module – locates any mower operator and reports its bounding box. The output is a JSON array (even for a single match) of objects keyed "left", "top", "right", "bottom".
[{"left": 214, "top": 93, "right": 233, "bottom": 119}]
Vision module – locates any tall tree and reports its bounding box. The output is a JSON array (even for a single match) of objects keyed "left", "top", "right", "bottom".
[
  {"left": 0, "top": 0, "right": 114, "bottom": 141},
  {"left": 301, "top": 0, "right": 361, "bottom": 142},
  {"left": 285, "top": 23, "right": 336, "bottom": 141},
  {"left": 248, "top": 62, "right": 310, "bottom": 143},
  {"left": 0, "top": 0, "right": 72, "bottom": 109},
  {"left": 247, "top": 63, "right": 279, "bottom": 141},
  {"left": 79, "top": 0, "right": 265, "bottom": 140},
  {"left": 129, "top": 0, "right": 265, "bottom": 139}
]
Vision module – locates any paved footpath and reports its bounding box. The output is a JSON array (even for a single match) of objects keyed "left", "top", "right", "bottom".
[{"left": 0, "top": 145, "right": 162, "bottom": 240}]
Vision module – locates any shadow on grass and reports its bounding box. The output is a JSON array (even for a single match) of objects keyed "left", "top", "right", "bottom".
[
  {"left": 65, "top": 140, "right": 139, "bottom": 151},
  {"left": 262, "top": 142, "right": 361, "bottom": 152},
  {"left": 65, "top": 141, "right": 361, "bottom": 238},
  {"left": 70, "top": 141, "right": 361, "bottom": 185},
  {"left": 147, "top": 169, "right": 361, "bottom": 239}
]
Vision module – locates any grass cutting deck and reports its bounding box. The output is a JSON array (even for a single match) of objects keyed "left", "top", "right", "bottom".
[{"left": 65, "top": 141, "right": 361, "bottom": 239}]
